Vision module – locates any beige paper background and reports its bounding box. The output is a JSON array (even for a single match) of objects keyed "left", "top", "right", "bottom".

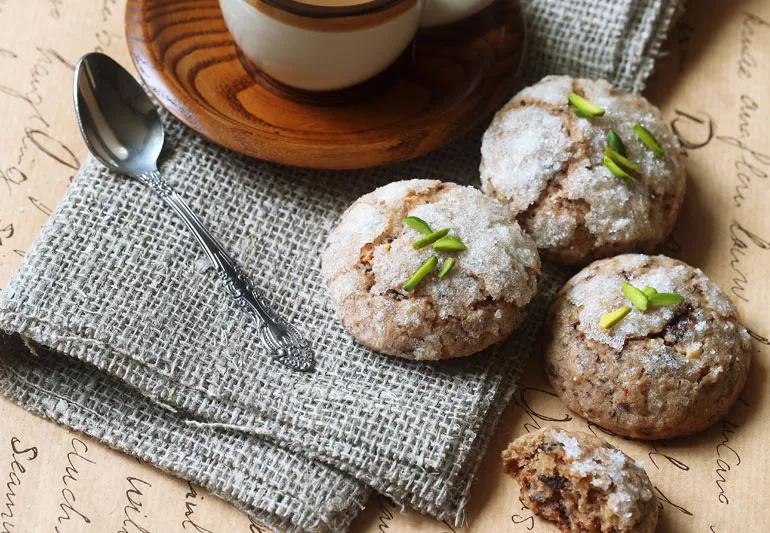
[{"left": 0, "top": 0, "right": 768, "bottom": 531}]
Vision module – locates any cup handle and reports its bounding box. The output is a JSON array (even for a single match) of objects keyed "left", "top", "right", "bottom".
[{"left": 419, "top": 0, "right": 496, "bottom": 28}]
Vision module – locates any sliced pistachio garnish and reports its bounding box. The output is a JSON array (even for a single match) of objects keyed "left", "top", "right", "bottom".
[
  {"left": 412, "top": 228, "right": 449, "bottom": 250},
  {"left": 600, "top": 306, "right": 631, "bottom": 329},
  {"left": 603, "top": 155, "right": 635, "bottom": 181},
  {"left": 602, "top": 284, "right": 682, "bottom": 326},
  {"left": 633, "top": 123, "right": 666, "bottom": 158},
  {"left": 622, "top": 282, "right": 648, "bottom": 311},
  {"left": 433, "top": 235, "right": 466, "bottom": 253},
  {"left": 568, "top": 92, "right": 605, "bottom": 118},
  {"left": 605, "top": 146, "right": 639, "bottom": 173},
  {"left": 403, "top": 216, "right": 432, "bottom": 235},
  {"left": 403, "top": 256, "right": 438, "bottom": 292},
  {"left": 641, "top": 286, "right": 657, "bottom": 298},
  {"left": 438, "top": 257, "right": 456, "bottom": 279},
  {"left": 648, "top": 292, "right": 684, "bottom": 307},
  {"left": 607, "top": 130, "right": 627, "bottom": 156}
]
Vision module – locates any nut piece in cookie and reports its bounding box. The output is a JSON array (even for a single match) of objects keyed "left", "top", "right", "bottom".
[
  {"left": 545, "top": 254, "right": 752, "bottom": 439},
  {"left": 480, "top": 75, "right": 686, "bottom": 264},
  {"left": 502, "top": 428, "right": 658, "bottom": 533},
  {"left": 321, "top": 179, "right": 540, "bottom": 360}
]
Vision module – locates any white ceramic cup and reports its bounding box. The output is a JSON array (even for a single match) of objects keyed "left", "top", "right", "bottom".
[{"left": 219, "top": 0, "right": 496, "bottom": 91}]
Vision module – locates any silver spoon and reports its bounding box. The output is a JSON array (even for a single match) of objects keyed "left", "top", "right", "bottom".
[{"left": 73, "top": 52, "right": 314, "bottom": 372}]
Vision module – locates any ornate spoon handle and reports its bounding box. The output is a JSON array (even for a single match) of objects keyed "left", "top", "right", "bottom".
[{"left": 138, "top": 170, "right": 314, "bottom": 371}]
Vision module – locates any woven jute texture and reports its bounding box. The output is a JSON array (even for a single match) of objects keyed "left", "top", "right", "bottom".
[
  {"left": 0, "top": 336, "right": 371, "bottom": 532},
  {"left": 0, "top": 1, "right": 682, "bottom": 531}
]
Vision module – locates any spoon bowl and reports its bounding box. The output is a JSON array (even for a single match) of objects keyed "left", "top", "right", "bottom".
[{"left": 74, "top": 53, "right": 164, "bottom": 177}]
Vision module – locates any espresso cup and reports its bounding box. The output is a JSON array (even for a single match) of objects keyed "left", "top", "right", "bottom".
[{"left": 219, "top": 0, "right": 495, "bottom": 91}]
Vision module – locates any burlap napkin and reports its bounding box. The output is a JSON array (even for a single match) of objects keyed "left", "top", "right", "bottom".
[{"left": 0, "top": 1, "right": 682, "bottom": 531}]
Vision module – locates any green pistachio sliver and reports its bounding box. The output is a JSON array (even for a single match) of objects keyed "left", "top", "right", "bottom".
[
  {"left": 641, "top": 286, "right": 658, "bottom": 298},
  {"left": 432, "top": 235, "right": 467, "bottom": 253},
  {"left": 622, "top": 282, "right": 648, "bottom": 311},
  {"left": 573, "top": 108, "right": 594, "bottom": 119},
  {"left": 633, "top": 123, "right": 666, "bottom": 158},
  {"left": 438, "top": 258, "right": 456, "bottom": 279},
  {"left": 603, "top": 155, "right": 635, "bottom": 181},
  {"left": 648, "top": 292, "right": 684, "bottom": 307},
  {"left": 412, "top": 228, "right": 449, "bottom": 250},
  {"left": 605, "top": 146, "right": 639, "bottom": 173},
  {"left": 403, "top": 216, "right": 432, "bottom": 235},
  {"left": 403, "top": 256, "right": 438, "bottom": 292},
  {"left": 568, "top": 92, "right": 605, "bottom": 118},
  {"left": 600, "top": 306, "right": 631, "bottom": 329},
  {"left": 607, "top": 130, "right": 627, "bottom": 156}
]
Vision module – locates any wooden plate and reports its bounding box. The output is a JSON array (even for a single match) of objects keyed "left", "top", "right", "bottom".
[{"left": 125, "top": 0, "right": 525, "bottom": 169}]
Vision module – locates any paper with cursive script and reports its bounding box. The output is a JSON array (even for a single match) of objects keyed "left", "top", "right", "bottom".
[{"left": 0, "top": 1, "right": 768, "bottom": 532}]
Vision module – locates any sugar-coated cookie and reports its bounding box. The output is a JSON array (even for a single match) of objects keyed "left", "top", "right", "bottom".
[
  {"left": 322, "top": 179, "right": 540, "bottom": 360},
  {"left": 481, "top": 75, "right": 686, "bottom": 264},
  {"left": 502, "top": 428, "right": 658, "bottom": 533},
  {"left": 545, "top": 254, "right": 751, "bottom": 439}
]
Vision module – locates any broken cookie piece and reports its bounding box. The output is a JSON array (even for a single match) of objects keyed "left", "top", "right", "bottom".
[{"left": 502, "top": 428, "right": 658, "bottom": 533}]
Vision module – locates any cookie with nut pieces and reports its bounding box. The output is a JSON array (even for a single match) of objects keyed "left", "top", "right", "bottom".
[
  {"left": 322, "top": 179, "right": 540, "bottom": 360},
  {"left": 544, "top": 254, "right": 751, "bottom": 439},
  {"left": 480, "top": 75, "right": 686, "bottom": 264}
]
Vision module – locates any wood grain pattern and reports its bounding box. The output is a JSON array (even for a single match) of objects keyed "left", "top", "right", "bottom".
[{"left": 125, "top": 0, "right": 525, "bottom": 169}]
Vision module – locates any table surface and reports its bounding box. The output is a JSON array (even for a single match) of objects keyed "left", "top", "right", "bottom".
[{"left": 0, "top": 1, "right": 768, "bottom": 532}]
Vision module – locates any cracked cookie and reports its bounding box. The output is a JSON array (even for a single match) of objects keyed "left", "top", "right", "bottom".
[
  {"left": 502, "top": 428, "right": 658, "bottom": 533},
  {"left": 321, "top": 179, "right": 540, "bottom": 360},
  {"left": 480, "top": 75, "right": 686, "bottom": 264},
  {"left": 545, "top": 254, "right": 751, "bottom": 439}
]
